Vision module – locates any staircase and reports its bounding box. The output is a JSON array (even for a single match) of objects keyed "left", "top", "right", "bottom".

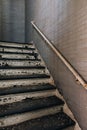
[{"left": 0, "top": 42, "right": 75, "bottom": 130}]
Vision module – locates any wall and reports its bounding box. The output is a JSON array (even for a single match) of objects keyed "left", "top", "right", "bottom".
[
  {"left": 0, "top": 0, "right": 25, "bottom": 43},
  {"left": 0, "top": 2, "right": 1, "bottom": 40},
  {"left": 26, "top": 0, "right": 87, "bottom": 130}
]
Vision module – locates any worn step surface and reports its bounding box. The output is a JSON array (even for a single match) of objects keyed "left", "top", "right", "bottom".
[
  {"left": 0, "top": 65, "right": 45, "bottom": 69},
  {"left": 0, "top": 60, "right": 43, "bottom": 67},
  {"left": 0, "top": 58, "right": 41, "bottom": 61},
  {"left": 0, "top": 96, "right": 64, "bottom": 117},
  {"left": 0, "top": 104, "right": 64, "bottom": 128},
  {"left": 0, "top": 83, "right": 56, "bottom": 96},
  {"left": 0, "top": 45, "right": 35, "bottom": 50},
  {"left": 0, "top": 51, "right": 38, "bottom": 55},
  {"left": 0, "top": 68, "right": 48, "bottom": 76},
  {"left": 0, "top": 53, "right": 37, "bottom": 59},
  {"left": 0, "top": 74, "right": 50, "bottom": 80},
  {"left": 0, "top": 112, "right": 75, "bottom": 130},
  {"left": 0, "top": 78, "right": 53, "bottom": 89},
  {"left": 0, "top": 42, "right": 33, "bottom": 48},
  {"left": 0, "top": 90, "right": 56, "bottom": 105},
  {"left": 0, "top": 96, "right": 64, "bottom": 127}
]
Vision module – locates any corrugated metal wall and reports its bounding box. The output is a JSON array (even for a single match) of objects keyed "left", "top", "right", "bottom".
[
  {"left": 25, "top": 0, "right": 87, "bottom": 130},
  {"left": 0, "top": 0, "right": 25, "bottom": 43}
]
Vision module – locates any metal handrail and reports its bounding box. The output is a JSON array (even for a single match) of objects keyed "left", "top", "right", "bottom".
[{"left": 31, "top": 21, "right": 87, "bottom": 89}]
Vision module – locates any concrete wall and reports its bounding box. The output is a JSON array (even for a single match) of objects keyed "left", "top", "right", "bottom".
[
  {"left": 0, "top": 1, "right": 2, "bottom": 40},
  {"left": 0, "top": 0, "right": 25, "bottom": 43},
  {"left": 25, "top": 0, "right": 87, "bottom": 130}
]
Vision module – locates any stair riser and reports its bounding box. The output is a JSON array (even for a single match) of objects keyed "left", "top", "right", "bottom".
[
  {"left": 0, "top": 69, "right": 48, "bottom": 76},
  {"left": 0, "top": 90, "right": 56, "bottom": 105},
  {"left": 0, "top": 78, "right": 53, "bottom": 89},
  {"left": 0, "top": 106, "right": 62, "bottom": 127}
]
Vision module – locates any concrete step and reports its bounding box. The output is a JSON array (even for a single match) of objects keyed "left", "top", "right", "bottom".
[
  {"left": 0, "top": 42, "right": 33, "bottom": 48},
  {"left": 0, "top": 47, "right": 35, "bottom": 53},
  {"left": 0, "top": 51, "right": 38, "bottom": 55},
  {"left": 0, "top": 52, "right": 39, "bottom": 61},
  {"left": 0, "top": 96, "right": 64, "bottom": 117},
  {"left": 0, "top": 58, "right": 41, "bottom": 61},
  {"left": 0, "top": 45, "right": 35, "bottom": 51},
  {"left": 0, "top": 112, "right": 75, "bottom": 130},
  {"left": 0, "top": 106, "right": 61, "bottom": 128},
  {"left": 0, "top": 68, "right": 48, "bottom": 77},
  {"left": 0, "top": 73, "right": 50, "bottom": 80},
  {"left": 0, "top": 53, "right": 38, "bottom": 59},
  {"left": 0, "top": 89, "right": 56, "bottom": 105},
  {"left": 0, "top": 96, "right": 64, "bottom": 127},
  {"left": 0, "top": 60, "right": 43, "bottom": 67},
  {"left": 0, "top": 77, "right": 53, "bottom": 89},
  {"left": 0, "top": 83, "right": 56, "bottom": 96}
]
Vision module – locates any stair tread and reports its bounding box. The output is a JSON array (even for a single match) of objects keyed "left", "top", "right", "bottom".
[
  {"left": 0, "top": 68, "right": 47, "bottom": 77},
  {"left": 0, "top": 74, "right": 50, "bottom": 80},
  {"left": 0, "top": 54, "right": 36, "bottom": 59},
  {"left": 0, "top": 51, "right": 37, "bottom": 55},
  {"left": 0, "top": 83, "right": 56, "bottom": 95},
  {"left": 0, "top": 96, "right": 64, "bottom": 117},
  {"left": 0, "top": 45, "right": 35, "bottom": 50},
  {"left": 0, "top": 78, "right": 52, "bottom": 89},
  {"left": 0, "top": 112, "right": 75, "bottom": 130},
  {"left": 0, "top": 42, "right": 33, "bottom": 46},
  {"left": 0, "top": 61, "right": 42, "bottom": 67}
]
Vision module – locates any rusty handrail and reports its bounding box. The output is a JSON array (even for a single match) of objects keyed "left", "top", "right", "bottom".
[{"left": 31, "top": 21, "right": 87, "bottom": 89}]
